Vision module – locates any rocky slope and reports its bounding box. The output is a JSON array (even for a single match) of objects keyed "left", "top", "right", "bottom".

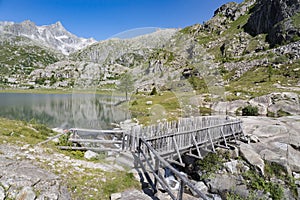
[
  {"left": 245, "top": 0, "right": 300, "bottom": 46},
  {"left": 0, "top": 0, "right": 299, "bottom": 109}
]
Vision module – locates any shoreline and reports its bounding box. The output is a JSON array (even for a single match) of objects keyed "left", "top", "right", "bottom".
[{"left": 0, "top": 88, "right": 118, "bottom": 95}]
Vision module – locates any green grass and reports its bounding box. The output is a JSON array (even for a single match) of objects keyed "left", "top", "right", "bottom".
[
  {"left": 0, "top": 41, "right": 61, "bottom": 76},
  {"left": 225, "top": 60, "right": 300, "bottom": 98},
  {"left": 291, "top": 12, "right": 300, "bottom": 27},
  {"left": 0, "top": 117, "right": 55, "bottom": 145},
  {"left": 0, "top": 117, "right": 141, "bottom": 199},
  {"left": 65, "top": 169, "right": 140, "bottom": 200},
  {"left": 221, "top": 12, "right": 251, "bottom": 37},
  {"left": 128, "top": 91, "right": 188, "bottom": 124}
]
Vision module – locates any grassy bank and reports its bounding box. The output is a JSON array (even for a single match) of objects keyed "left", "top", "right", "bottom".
[{"left": 0, "top": 117, "right": 140, "bottom": 199}]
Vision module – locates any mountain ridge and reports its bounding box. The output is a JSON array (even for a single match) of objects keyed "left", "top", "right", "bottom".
[
  {"left": 0, "top": 20, "right": 96, "bottom": 55},
  {"left": 0, "top": 0, "right": 299, "bottom": 102}
]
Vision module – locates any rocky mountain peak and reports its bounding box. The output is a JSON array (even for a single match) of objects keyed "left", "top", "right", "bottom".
[
  {"left": 0, "top": 20, "right": 96, "bottom": 55},
  {"left": 20, "top": 20, "right": 36, "bottom": 27},
  {"left": 214, "top": 2, "right": 239, "bottom": 20}
]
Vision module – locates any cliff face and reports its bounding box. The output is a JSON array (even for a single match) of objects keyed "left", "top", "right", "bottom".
[{"left": 245, "top": 0, "right": 300, "bottom": 46}]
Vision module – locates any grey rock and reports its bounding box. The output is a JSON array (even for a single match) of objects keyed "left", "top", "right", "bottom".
[
  {"left": 252, "top": 124, "right": 288, "bottom": 138},
  {"left": 111, "top": 192, "right": 122, "bottom": 200},
  {"left": 245, "top": 0, "right": 300, "bottom": 46},
  {"left": 84, "top": 150, "right": 99, "bottom": 160},
  {"left": 190, "top": 181, "right": 208, "bottom": 197},
  {"left": 212, "top": 100, "right": 247, "bottom": 114},
  {"left": 224, "top": 160, "right": 239, "bottom": 174},
  {"left": 293, "top": 172, "right": 300, "bottom": 179},
  {"left": 288, "top": 146, "right": 300, "bottom": 172},
  {"left": 0, "top": 158, "right": 71, "bottom": 200},
  {"left": 207, "top": 174, "right": 242, "bottom": 198},
  {"left": 239, "top": 143, "right": 265, "bottom": 175},
  {"left": 0, "top": 186, "right": 5, "bottom": 200},
  {"left": 249, "top": 134, "right": 260, "bottom": 143},
  {"left": 118, "top": 189, "right": 152, "bottom": 200},
  {"left": 16, "top": 186, "right": 36, "bottom": 200},
  {"left": 214, "top": 2, "right": 239, "bottom": 21}
]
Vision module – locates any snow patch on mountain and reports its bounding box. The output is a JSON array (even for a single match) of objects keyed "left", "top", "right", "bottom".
[{"left": 0, "top": 20, "right": 97, "bottom": 55}]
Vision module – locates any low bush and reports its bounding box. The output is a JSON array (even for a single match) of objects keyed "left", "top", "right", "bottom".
[{"left": 242, "top": 105, "right": 259, "bottom": 116}]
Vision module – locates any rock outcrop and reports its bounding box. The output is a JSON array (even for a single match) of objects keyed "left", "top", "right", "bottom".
[{"left": 245, "top": 0, "right": 300, "bottom": 46}]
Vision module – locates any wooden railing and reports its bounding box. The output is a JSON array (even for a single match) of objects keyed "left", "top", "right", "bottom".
[
  {"left": 137, "top": 138, "right": 209, "bottom": 200},
  {"left": 59, "top": 116, "right": 243, "bottom": 200},
  {"left": 124, "top": 116, "right": 243, "bottom": 164}
]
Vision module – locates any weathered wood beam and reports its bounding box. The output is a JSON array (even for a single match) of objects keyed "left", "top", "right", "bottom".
[
  {"left": 185, "top": 153, "right": 202, "bottom": 160},
  {"left": 139, "top": 138, "right": 209, "bottom": 200},
  {"left": 192, "top": 133, "right": 202, "bottom": 158},
  {"left": 220, "top": 127, "right": 228, "bottom": 148},
  {"left": 207, "top": 130, "right": 215, "bottom": 153},
  {"left": 167, "top": 159, "right": 185, "bottom": 167},
  {"left": 172, "top": 137, "right": 183, "bottom": 165},
  {"left": 69, "top": 128, "right": 124, "bottom": 134},
  {"left": 57, "top": 146, "right": 121, "bottom": 152},
  {"left": 68, "top": 139, "right": 122, "bottom": 144}
]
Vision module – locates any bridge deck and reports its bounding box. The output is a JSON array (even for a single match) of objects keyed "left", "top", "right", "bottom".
[{"left": 63, "top": 116, "right": 243, "bottom": 200}]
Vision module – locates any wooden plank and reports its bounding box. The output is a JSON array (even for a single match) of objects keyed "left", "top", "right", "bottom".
[
  {"left": 220, "top": 127, "right": 228, "bottom": 148},
  {"left": 207, "top": 129, "right": 215, "bottom": 153},
  {"left": 214, "top": 144, "right": 229, "bottom": 149},
  {"left": 229, "top": 124, "right": 237, "bottom": 143},
  {"left": 172, "top": 137, "right": 183, "bottom": 165},
  {"left": 69, "top": 128, "right": 124, "bottom": 134},
  {"left": 177, "top": 180, "right": 185, "bottom": 200},
  {"left": 68, "top": 139, "right": 122, "bottom": 144},
  {"left": 167, "top": 159, "right": 185, "bottom": 167},
  {"left": 122, "top": 132, "right": 126, "bottom": 150},
  {"left": 36, "top": 132, "right": 67, "bottom": 146},
  {"left": 192, "top": 133, "right": 202, "bottom": 158},
  {"left": 57, "top": 146, "right": 121, "bottom": 152},
  {"left": 185, "top": 153, "right": 202, "bottom": 160}
]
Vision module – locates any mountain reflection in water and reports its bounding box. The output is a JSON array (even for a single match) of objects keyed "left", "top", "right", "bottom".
[{"left": 0, "top": 93, "right": 129, "bottom": 129}]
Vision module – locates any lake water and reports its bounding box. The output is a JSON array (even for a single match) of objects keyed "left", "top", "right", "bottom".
[{"left": 0, "top": 93, "right": 130, "bottom": 129}]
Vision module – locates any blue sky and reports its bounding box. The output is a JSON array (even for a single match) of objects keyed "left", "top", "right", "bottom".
[{"left": 0, "top": 0, "right": 243, "bottom": 40}]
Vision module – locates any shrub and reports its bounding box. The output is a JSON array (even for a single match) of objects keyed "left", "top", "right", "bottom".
[
  {"left": 150, "top": 87, "right": 158, "bottom": 95},
  {"left": 242, "top": 105, "right": 259, "bottom": 116},
  {"left": 131, "top": 100, "right": 138, "bottom": 106}
]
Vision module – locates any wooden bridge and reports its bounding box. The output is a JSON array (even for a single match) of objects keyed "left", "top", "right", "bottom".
[{"left": 59, "top": 116, "right": 244, "bottom": 200}]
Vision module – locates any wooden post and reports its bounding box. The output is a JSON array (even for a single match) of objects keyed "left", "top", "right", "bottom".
[
  {"left": 154, "top": 157, "right": 160, "bottom": 189},
  {"left": 207, "top": 129, "right": 215, "bottom": 152},
  {"left": 192, "top": 133, "right": 202, "bottom": 158},
  {"left": 177, "top": 180, "right": 185, "bottom": 200},
  {"left": 220, "top": 127, "right": 228, "bottom": 148},
  {"left": 172, "top": 136, "right": 183, "bottom": 164},
  {"left": 122, "top": 131, "right": 126, "bottom": 151},
  {"left": 229, "top": 124, "right": 237, "bottom": 143}
]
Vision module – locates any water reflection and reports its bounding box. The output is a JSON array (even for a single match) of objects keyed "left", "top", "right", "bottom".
[{"left": 0, "top": 93, "right": 129, "bottom": 129}]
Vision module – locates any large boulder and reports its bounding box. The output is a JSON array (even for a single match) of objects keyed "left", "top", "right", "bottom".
[
  {"left": 207, "top": 174, "right": 249, "bottom": 198},
  {"left": 16, "top": 187, "right": 36, "bottom": 200},
  {"left": 251, "top": 92, "right": 300, "bottom": 116},
  {"left": 84, "top": 150, "right": 99, "bottom": 160},
  {"left": 288, "top": 146, "right": 300, "bottom": 172},
  {"left": 239, "top": 143, "right": 265, "bottom": 175}
]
